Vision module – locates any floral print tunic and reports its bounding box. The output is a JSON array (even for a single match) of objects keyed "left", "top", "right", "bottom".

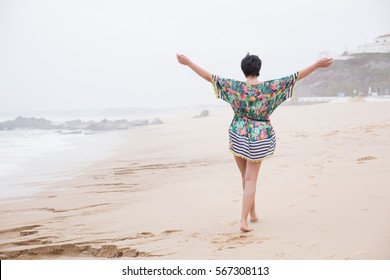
[{"left": 212, "top": 72, "right": 299, "bottom": 161}]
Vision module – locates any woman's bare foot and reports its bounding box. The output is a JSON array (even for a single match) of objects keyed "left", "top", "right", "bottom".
[
  {"left": 240, "top": 226, "right": 253, "bottom": 232},
  {"left": 240, "top": 220, "right": 253, "bottom": 232},
  {"left": 250, "top": 212, "right": 259, "bottom": 222}
]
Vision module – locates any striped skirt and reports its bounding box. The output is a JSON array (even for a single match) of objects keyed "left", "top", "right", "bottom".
[{"left": 229, "top": 130, "right": 276, "bottom": 162}]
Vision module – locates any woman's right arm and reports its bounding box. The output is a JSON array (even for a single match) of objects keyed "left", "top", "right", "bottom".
[
  {"left": 176, "top": 54, "right": 213, "bottom": 82},
  {"left": 298, "top": 58, "right": 333, "bottom": 80}
]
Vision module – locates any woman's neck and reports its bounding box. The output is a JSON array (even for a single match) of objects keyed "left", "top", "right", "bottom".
[{"left": 245, "top": 76, "right": 260, "bottom": 85}]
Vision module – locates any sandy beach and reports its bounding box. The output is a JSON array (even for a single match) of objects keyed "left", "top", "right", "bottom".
[{"left": 0, "top": 101, "right": 389, "bottom": 260}]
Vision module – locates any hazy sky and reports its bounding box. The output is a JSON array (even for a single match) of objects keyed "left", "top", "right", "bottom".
[{"left": 0, "top": 0, "right": 389, "bottom": 112}]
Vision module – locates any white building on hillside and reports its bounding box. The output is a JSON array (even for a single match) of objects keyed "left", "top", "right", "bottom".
[
  {"left": 354, "top": 34, "right": 390, "bottom": 54},
  {"left": 330, "top": 34, "right": 390, "bottom": 60}
]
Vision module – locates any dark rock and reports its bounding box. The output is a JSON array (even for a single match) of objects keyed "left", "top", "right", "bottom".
[
  {"left": 86, "top": 119, "right": 113, "bottom": 131},
  {"left": 129, "top": 119, "right": 149, "bottom": 126},
  {"left": 151, "top": 118, "right": 163, "bottom": 125},
  {"left": 0, "top": 116, "right": 150, "bottom": 131},
  {"left": 86, "top": 119, "right": 149, "bottom": 131},
  {"left": 64, "top": 119, "right": 92, "bottom": 130},
  {"left": 195, "top": 109, "right": 209, "bottom": 118},
  {"left": 0, "top": 116, "right": 53, "bottom": 130},
  {"left": 112, "top": 119, "right": 131, "bottom": 130}
]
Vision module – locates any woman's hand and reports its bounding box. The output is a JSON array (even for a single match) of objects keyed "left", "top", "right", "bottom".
[
  {"left": 298, "top": 58, "right": 333, "bottom": 80},
  {"left": 176, "top": 54, "right": 192, "bottom": 66},
  {"left": 316, "top": 58, "right": 333, "bottom": 68},
  {"left": 176, "top": 53, "right": 212, "bottom": 82}
]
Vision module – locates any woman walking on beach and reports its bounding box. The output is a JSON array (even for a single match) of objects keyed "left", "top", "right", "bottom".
[{"left": 177, "top": 53, "right": 333, "bottom": 232}]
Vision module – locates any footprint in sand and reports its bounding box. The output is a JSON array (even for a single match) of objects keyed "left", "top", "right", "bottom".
[
  {"left": 136, "top": 232, "right": 155, "bottom": 238},
  {"left": 190, "top": 232, "right": 202, "bottom": 238},
  {"left": 275, "top": 252, "right": 286, "bottom": 257},
  {"left": 211, "top": 233, "right": 266, "bottom": 250},
  {"left": 14, "top": 236, "right": 54, "bottom": 246},
  {"left": 321, "top": 130, "right": 340, "bottom": 137},
  {"left": 0, "top": 225, "right": 41, "bottom": 239},
  {"left": 357, "top": 156, "right": 377, "bottom": 163},
  {"left": 19, "top": 230, "right": 38, "bottom": 236},
  {"left": 313, "top": 164, "right": 324, "bottom": 170},
  {"left": 226, "top": 220, "right": 238, "bottom": 226},
  {"left": 295, "top": 133, "right": 309, "bottom": 138},
  {"left": 161, "top": 230, "right": 183, "bottom": 235}
]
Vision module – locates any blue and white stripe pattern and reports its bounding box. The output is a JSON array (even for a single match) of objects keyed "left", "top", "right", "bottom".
[{"left": 229, "top": 131, "right": 276, "bottom": 162}]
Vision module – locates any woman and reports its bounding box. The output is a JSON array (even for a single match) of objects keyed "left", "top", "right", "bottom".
[{"left": 177, "top": 53, "right": 333, "bottom": 232}]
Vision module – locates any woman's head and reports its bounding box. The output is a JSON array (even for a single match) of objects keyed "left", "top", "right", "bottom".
[{"left": 241, "top": 53, "right": 262, "bottom": 77}]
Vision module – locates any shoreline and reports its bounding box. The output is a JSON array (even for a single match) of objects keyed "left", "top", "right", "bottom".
[
  {"left": 0, "top": 102, "right": 389, "bottom": 260},
  {"left": 0, "top": 129, "right": 130, "bottom": 203}
]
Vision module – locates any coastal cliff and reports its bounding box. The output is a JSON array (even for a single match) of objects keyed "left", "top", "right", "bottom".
[{"left": 297, "top": 53, "right": 390, "bottom": 97}]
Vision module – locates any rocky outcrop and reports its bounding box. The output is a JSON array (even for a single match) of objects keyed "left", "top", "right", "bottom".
[
  {"left": 87, "top": 119, "right": 128, "bottom": 131},
  {"left": 64, "top": 119, "right": 94, "bottom": 130},
  {"left": 128, "top": 119, "right": 149, "bottom": 126},
  {"left": 297, "top": 52, "right": 390, "bottom": 97},
  {"left": 86, "top": 119, "right": 148, "bottom": 131},
  {"left": 194, "top": 109, "right": 209, "bottom": 118},
  {"left": 0, "top": 116, "right": 53, "bottom": 130},
  {"left": 150, "top": 118, "right": 163, "bottom": 125},
  {"left": 0, "top": 116, "right": 151, "bottom": 131}
]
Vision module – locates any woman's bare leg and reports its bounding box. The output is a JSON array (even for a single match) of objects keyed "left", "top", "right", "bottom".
[
  {"left": 234, "top": 156, "right": 246, "bottom": 189},
  {"left": 234, "top": 156, "right": 258, "bottom": 222},
  {"left": 240, "top": 160, "right": 262, "bottom": 232}
]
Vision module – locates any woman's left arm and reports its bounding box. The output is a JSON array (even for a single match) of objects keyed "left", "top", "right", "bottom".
[
  {"left": 177, "top": 54, "right": 212, "bottom": 82},
  {"left": 298, "top": 58, "right": 333, "bottom": 80}
]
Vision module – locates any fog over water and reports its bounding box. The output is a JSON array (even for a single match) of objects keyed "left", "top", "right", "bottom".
[{"left": 0, "top": 0, "right": 389, "bottom": 114}]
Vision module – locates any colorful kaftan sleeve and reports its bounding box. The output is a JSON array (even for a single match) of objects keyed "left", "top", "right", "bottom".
[
  {"left": 211, "top": 75, "right": 237, "bottom": 104},
  {"left": 265, "top": 72, "right": 300, "bottom": 115}
]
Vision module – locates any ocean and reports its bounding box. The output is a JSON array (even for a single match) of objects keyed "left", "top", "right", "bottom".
[
  {"left": 0, "top": 108, "right": 160, "bottom": 203},
  {"left": 0, "top": 128, "right": 128, "bottom": 203}
]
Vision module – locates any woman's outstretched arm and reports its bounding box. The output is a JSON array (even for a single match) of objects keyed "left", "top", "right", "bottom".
[
  {"left": 176, "top": 54, "right": 212, "bottom": 82},
  {"left": 298, "top": 58, "right": 333, "bottom": 80}
]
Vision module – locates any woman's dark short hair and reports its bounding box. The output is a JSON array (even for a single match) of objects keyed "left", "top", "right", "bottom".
[{"left": 241, "top": 53, "right": 262, "bottom": 77}]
